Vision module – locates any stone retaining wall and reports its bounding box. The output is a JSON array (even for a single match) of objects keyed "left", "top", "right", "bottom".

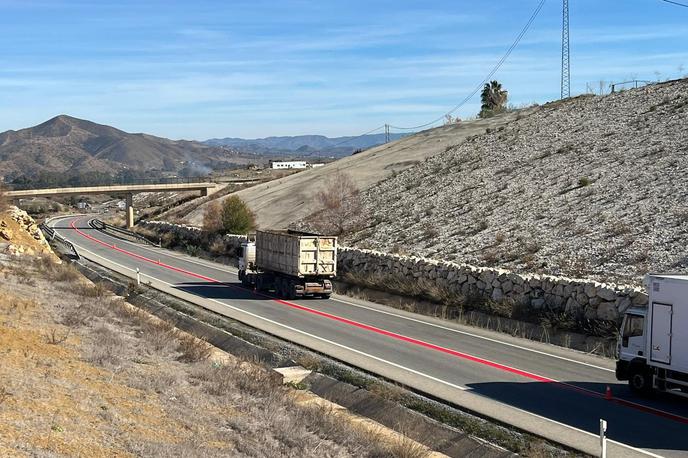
[
  {"left": 140, "top": 221, "right": 648, "bottom": 323},
  {"left": 338, "top": 247, "right": 647, "bottom": 322}
]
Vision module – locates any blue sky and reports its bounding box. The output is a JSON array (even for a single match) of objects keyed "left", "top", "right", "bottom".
[{"left": 1, "top": 0, "right": 687, "bottom": 140}]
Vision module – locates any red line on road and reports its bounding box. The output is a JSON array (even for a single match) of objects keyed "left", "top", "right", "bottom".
[{"left": 66, "top": 217, "right": 688, "bottom": 425}]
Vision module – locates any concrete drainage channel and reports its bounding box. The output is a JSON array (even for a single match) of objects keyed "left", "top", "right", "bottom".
[{"left": 65, "top": 254, "right": 575, "bottom": 457}]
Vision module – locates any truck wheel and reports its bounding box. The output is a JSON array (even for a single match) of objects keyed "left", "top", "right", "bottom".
[
  {"left": 320, "top": 294, "right": 331, "bottom": 299},
  {"left": 629, "top": 366, "right": 652, "bottom": 396},
  {"left": 286, "top": 280, "right": 296, "bottom": 300}
]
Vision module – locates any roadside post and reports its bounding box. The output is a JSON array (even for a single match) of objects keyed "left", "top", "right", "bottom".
[
  {"left": 599, "top": 419, "right": 607, "bottom": 458},
  {"left": 136, "top": 267, "right": 141, "bottom": 286}
]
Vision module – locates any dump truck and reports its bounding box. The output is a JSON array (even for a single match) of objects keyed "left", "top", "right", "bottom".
[
  {"left": 238, "top": 230, "right": 337, "bottom": 299},
  {"left": 616, "top": 274, "right": 688, "bottom": 398}
]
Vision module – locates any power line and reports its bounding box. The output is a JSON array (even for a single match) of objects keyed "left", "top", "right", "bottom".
[
  {"left": 328, "top": 124, "right": 386, "bottom": 148},
  {"left": 389, "top": 0, "right": 547, "bottom": 131},
  {"left": 659, "top": 0, "right": 688, "bottom": 7}
]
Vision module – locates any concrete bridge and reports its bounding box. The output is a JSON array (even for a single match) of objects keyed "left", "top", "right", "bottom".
[{"left": 6, "top": 182, "right": 216, "bottom": 228}]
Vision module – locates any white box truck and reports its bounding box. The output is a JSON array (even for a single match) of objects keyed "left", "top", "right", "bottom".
[
  {"left": 238, "top": 230, "right": 337, "bottom": 299},
  {"left": 616, "top": 274, "right": 688, "bottom": 397}
]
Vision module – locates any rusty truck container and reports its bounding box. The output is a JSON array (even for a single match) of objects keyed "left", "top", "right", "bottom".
[{"left": 255, "top": 230, "right": 337, "bottom": 278}]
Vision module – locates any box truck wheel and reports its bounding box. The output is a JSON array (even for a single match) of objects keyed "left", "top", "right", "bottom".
[{"left": 629, "top": 365, "right": 652, "bottom": 395}]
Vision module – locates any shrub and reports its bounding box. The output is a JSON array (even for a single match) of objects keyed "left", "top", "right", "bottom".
[
  {"left": 177, "top": 335, "right": 213, "bottom": 362},
  {"left": 220, "top": 195, "right": 256, "bottom": 235},
  {"left": 310, "top": 172, "right": 363, "bottom": 235},
  {"left": 578, "top": 177, "right": 591, "bottom": 187},
  {"left": 202, "top": 200, "right": 223, "bottom": 233}
]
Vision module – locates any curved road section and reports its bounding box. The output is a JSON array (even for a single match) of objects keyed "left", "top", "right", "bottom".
[{"left": 50, "top": 215, "right": 688, "bottom": 457}]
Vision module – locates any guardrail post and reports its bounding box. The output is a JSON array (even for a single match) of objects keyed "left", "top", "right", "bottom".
[
  {"left": 136, "top": 267, "right": 141, "bottom": 286},
  {"left": 599, "top": 419, "right": 607, "bottom": 458},
  {"left": 125, "top": 193, "right": 135, "bottom": 229}
]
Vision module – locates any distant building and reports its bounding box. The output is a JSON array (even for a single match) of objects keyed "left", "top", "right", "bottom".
[
  {"left": 270, "top": 161, "right": 308, "bottom": 170},
  {"left": 116, "top": 201, "right": 126, "bottom": 210},
  {"left": 309, "top": 163, "right": 325, "bottom": 168},
  {"left": 76, "top": 201, "right": 91, "bottom": 210}
]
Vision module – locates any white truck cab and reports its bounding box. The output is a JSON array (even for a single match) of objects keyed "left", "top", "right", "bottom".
[
  {"left": 616, "top": 274, "right": 688, "bottom": 397},
  {"left": 238, "top": 241, "right": 256, "bottom": 272}
]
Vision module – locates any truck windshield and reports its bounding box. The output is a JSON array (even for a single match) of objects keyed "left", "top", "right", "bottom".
[{"left": 623, "top": 314, "right": 644, "bottom": 338}]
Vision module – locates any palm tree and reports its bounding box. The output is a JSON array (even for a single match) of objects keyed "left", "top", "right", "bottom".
[{"left": 479, "top": 80, "right": 508, "bottom": 118}]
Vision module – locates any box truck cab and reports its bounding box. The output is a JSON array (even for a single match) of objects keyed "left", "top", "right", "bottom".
[{"left": 616, "top": 274, "right": 688, "bottom": 397}]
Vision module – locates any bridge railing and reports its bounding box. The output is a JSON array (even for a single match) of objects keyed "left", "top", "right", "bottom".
[{"left": 6, "top": 175, "right": 212, "bottom": 191}]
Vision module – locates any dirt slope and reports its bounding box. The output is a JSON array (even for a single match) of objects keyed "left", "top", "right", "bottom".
[
  {"left": 345, "top": 79, "right": 688, "bottom": 286},
  {"left": 0, "top": 209, "right": 427, "bottom": 457},
  {"left": 182, "top": 109, "right": 537, "bottom": 229}
]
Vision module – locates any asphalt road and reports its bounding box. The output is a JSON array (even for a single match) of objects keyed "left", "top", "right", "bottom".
[{"left": 50, "top": 215, "right": 688, "bottom": 457}]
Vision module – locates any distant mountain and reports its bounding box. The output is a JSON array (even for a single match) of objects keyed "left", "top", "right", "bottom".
[
  {"left": 0, "top": 115, "right": 253, "bottom": 182},
  {"left": 204, "top": 133, "right": 408, "bottom": 157}
]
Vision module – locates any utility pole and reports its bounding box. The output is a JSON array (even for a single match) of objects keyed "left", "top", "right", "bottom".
[
  {"left": 561, "top": 0, "right": 571, "bottom": 99},
  {"left": 384, "top": 124, "right": 390, "bottom": 143}
]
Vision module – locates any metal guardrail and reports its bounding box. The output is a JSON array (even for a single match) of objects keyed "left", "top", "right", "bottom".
[
  {"left": 39, "top": 222, "right": 80, "bottom": 260},
  {"left": 610, "top": 80, "right": 652, "bottom": 93},
  {"left": 7, "top": 176, "right": 212, "bottom": 191},
  {"left": 90, "top": 219, "right": 156, "bottom": 246}
]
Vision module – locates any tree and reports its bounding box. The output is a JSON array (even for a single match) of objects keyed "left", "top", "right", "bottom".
[
  {"left": 479, "top": 80, "right": 508, "bottom": 118},
  {"left": 203, "top": 200, "right": 223, "bottom": 233},
  {"left": 312, "top": 172, "right": 363, "bottom": 235},
  {"left": 220, "top": 195, "right": 256, "bottom": 235}
]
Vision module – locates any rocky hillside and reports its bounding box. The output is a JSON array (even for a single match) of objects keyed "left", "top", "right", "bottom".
[
  {"left": 345, "top": 79, "right": 688, "bottom": 286},
  {"left": 0, "top": 206, "right": 54, "bottom": 257},
  {"left": 0, "top": 115, "right": 251, "bottom": 182}
]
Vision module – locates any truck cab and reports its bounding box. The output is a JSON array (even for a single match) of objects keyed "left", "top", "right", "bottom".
[
  {"left": 616, "top": 274, "right": 688, "bottom": 398},
  {"left": 616, "top": 308, "right": 649, "bottom": 393},
  {"left": 237, "top": 240, "right": 256, "bottom": 285}
]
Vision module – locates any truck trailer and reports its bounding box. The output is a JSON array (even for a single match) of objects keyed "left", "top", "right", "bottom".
[
  {"left": 616, "top": 274, "right": 688, "bottom": 397},
  {"left": 238, "top": 230, "right": 337, "bottom": 299}
]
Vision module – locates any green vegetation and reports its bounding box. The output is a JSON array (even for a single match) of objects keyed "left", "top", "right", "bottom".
[
  {"left": 479, "top": 80, "right": 508, "bottom": 118},
  {"left": 220, "top": 195, "right": 257, "bottom": 235}
]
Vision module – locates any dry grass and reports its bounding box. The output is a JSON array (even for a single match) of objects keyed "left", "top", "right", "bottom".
[
  {"left": 1, "top": 253, "right": 433, "bottom": 457},
  {"left": 176, "top": 334, "right": 213, "bottom": 362}
]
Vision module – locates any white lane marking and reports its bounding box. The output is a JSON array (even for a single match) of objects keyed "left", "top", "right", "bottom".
[
  {"left": 63, "top": 234, "right": 660, "bottom": 457},
  {"left": 502, "top": 402, "right": 666, "bottom": 458},
  {"left": 81, "top": 217, "right": 238, "bottom": 274},
  {"left": 332, "top": 297, "right": 616, "bottom": 374},
  {"left": 69, "top": 240, "right": 468, "bottom": 392},
  {"left": 57, "top": 218, "right": 614, "bottom": 374}
]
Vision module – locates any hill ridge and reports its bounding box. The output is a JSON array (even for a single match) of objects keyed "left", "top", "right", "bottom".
[{"left": 0, "top": 115, "right": 248, "bottom": 182}]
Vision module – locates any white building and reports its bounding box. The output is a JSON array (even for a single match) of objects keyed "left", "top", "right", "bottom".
[
  {"left": 310, "top": 163, "right": 325, "bottom": 168},
  {"left": 270, "top": 161, "right": 308, "bottom": 170}
]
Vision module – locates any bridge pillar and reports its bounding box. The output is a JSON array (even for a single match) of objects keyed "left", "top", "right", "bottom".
[{"left": 125, "top": 193, "right": 135, "bottom": 229}]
